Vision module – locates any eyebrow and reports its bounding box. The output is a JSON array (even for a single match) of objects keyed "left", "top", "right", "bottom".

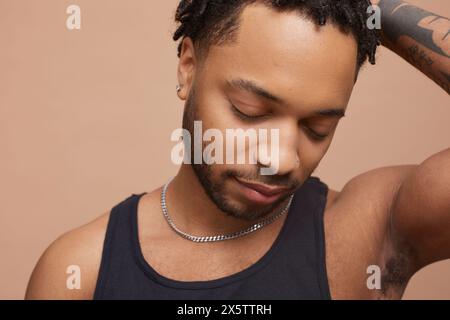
[
  {"left": 226, "top": 78, "right": 346, "bottom": 119},
  {"left": 227, "top": 78, "right": 284, "bottom": 104},
  {"left": 315, "top": 108, "right": 346, "bottom": 118}
]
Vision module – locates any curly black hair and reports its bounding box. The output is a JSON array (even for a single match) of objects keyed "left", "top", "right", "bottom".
[{"left": 173, "top": 0, "right": 381, "bottom": 68}]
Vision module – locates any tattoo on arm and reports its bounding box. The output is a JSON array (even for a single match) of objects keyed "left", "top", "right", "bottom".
[{"left": 378, "top": 0, "right": 450, "bottom": 93}]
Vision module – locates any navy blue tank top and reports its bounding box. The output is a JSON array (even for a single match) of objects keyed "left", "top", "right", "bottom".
[{"left": 93, "top": 176, "right": 331, "bottom": 300}]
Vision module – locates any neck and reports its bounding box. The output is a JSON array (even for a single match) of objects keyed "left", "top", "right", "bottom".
[{"left": 164, "top": 164, "right": 289, "bottom": 237}]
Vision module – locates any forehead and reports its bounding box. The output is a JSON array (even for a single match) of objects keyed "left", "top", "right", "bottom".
[{"left": 202, "top": 3, "right": 358, "bottom": 108}]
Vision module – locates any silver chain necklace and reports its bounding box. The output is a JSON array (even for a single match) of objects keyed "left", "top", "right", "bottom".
[{"left": 160, "top": 178, "right": 294, "bottom": 243}]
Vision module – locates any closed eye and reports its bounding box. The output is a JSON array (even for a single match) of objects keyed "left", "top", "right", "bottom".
[
  {"left": 229, "top": 102, "right": 269, "bottom": 121},
  {"left": 230, "top": 101, "right": 331, "bottom": 141},
  {"left": 302, "top": 125, "right": 330, "bottom": 141}
]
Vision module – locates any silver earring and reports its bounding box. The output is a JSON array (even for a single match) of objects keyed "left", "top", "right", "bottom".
[{"left": 176, "top": 84, "right": 182, "bottom": 93}]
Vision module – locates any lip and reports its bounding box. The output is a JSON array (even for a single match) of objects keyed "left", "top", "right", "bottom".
[
  {"left": 235, "top": 177, "right": 289, "bottom": 196},
  {"left": 234, "top": 177, "right": 289, "bottom": 205}
]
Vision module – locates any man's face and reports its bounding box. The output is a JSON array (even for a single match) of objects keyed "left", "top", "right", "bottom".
[{"left": 180, "top": 4, "right": 358, "bottom": 221}]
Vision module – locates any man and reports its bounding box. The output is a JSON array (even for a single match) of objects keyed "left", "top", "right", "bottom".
[{"left": 26, "top": 0, "right": 449, "bottom": 299}]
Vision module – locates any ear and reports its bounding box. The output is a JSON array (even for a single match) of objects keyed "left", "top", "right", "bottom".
[{"left": 177, "top": 37, "right": 197, "bottom": 101}]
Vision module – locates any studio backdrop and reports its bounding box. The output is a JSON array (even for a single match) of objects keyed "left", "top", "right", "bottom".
[{"left": 0, "top": 0, "right": 449, "bottom": 299}]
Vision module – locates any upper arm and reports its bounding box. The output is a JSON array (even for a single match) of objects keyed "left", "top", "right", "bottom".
[
  {"left": 391, "top": 148, "right": 450, "bottom": 270},
  {"left": 324, "top": 165, "right": 416, "bottom": 298},
  {"left": 25, "top": 212, "right": 110, "bottom": 300}
]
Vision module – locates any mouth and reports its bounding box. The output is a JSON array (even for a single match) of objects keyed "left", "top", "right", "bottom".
[{"left": 233, "top": 176, "right": 289, "bottom": 205}]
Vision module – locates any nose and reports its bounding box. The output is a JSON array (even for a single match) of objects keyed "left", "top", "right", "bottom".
[
  {"left": 270, "top": 144, "right": 300, "bottom": 176},
  {"left": 257, "top": 122, "right": 300, "bottom": 176}
]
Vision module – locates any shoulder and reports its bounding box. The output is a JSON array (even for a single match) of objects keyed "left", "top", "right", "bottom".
[
  {"left": 321, "top": 165, "right": 418, "bottom": 299},
  {"left": 322, "top": 164, "right": 418, "bottom": 242},
  {"left": 325, "top": 165, "right": 417, "bottom": 212},
  {"left": 25, "top": 211, "right": 111, "bottom": 300}
]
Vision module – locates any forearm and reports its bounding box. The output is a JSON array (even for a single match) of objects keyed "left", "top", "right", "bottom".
[{"left": 376, "top": 0, "right": 450, "bottom": 93}]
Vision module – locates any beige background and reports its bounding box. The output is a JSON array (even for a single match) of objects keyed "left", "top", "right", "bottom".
[{"left": 0, "top": 0, "right": 449, "bottom": 300}]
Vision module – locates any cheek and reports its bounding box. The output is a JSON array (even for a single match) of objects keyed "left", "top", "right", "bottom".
[
  {"left": 195, "top": 94, "right": 231, "bottom": 130},
  {"left": 298, "top": 136, "right": 334, "bottom": 170},
  {"left": 194, "top": 77, "right": 249, "bottom": 132}
]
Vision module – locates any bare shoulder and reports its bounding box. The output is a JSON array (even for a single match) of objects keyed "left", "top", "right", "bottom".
[
  {"left": 324, "top": 164, "right": 418, "bottom": 243},
  {"left": 323, "top": 164, "right": 418, "bottom": 250},
  {"left": 25, "top": 211, "right": 111, "bottom": 300},
  {"left": 322, "top": 165, "right": 418, "bottom": 299},
  {"left": 326, "top": 165, "right": 417, "bottom": 212}
]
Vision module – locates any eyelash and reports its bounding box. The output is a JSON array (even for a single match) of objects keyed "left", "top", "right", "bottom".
[
  {"left": 230, "top": 103, "right": 329, "bottom": 141},
  {"left": 230, "top": 103, "right": 268, "bottom": 121},
  {"left": 304, "top": 126, "right": 329, "bottom": 141}
]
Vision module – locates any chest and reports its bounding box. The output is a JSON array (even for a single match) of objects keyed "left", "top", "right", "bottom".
[{"left": 138, "top": 219, "right": 285, "bottom": 282}]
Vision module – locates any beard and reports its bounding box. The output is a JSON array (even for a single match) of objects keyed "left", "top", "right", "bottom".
[{"left": 182, "top": 86, "right": 299, "bottom": 222}]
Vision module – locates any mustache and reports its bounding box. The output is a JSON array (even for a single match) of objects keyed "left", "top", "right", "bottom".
[{"left": 225, "top": 169, "right": 300, "bottom": 190}]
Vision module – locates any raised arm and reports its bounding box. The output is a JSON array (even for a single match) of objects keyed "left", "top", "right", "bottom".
[
  {"left": 390, "top": 148, "right": 450, "bottom": 270},
  {"left": 368, "top": 0, "right": 450, "bottom": 272},
  {"left": 373, "top": 0, "right": 450, "bottom": 93}
]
